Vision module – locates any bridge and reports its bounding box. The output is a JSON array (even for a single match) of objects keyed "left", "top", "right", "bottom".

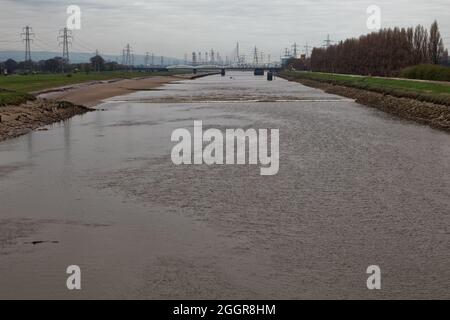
[
  {"left": 131, "top": 64, "right": 281, "bottom": 73},
  {"left": 165, "top": 64, "right": 281, "bottom": 71}
]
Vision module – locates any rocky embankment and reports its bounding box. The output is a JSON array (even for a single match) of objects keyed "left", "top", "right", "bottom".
[
  {"left": 281, "top": 75, "right": 450, "bottom": 132},
  {"left": 0, "top": 100, "right": 91, "bottom": 142}
]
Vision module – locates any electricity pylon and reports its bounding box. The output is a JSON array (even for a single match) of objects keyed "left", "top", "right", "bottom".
[
  {"left": 21, "top": 26, "right": 34, "bottom": 70},
  {"left": 58, "top": 27, "right": 72, "bottom": 72}
]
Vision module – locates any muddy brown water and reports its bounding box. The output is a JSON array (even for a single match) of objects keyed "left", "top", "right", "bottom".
[{"left": 0, "top": 72, "right": 449, "bottom": 299}]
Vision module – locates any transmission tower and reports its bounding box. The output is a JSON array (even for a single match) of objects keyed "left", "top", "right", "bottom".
[
  {"left": 58, "top": 27, "right": 72, "bottom": 72},
  {"left": 21, "top": 26, "right": 34, "bottom": 69},
  {"left": 292, "top": 42, "right": 299, "bottom": 58},
  {"left": 122, "top": 44, "right": 133, "bottom": 71},
  {"left": 304, "top": 42, "right": 311, "bottom": 58},
  {"left": 210, "top": 49, "right": 215, "bottom": 64},
  {"left": 160, "top": 56, "right": 164, "bottom": 67},
  {"left": 151, "top": 53, "right": 155, "bottom": 67},
  {"left": 323, "top": 34, "right": 334, "bottom": 48},
  {"left": 93, "top": 49, "right": 101, "bottom": 72},
  {"left": 192, "top": 52, "right": 197, "bottom": 66},
  {"left": 253, "top": 47, "right": 259, "bottom": 66},
  {"left": 145, "top": 52, "right": 150, "bottom": 67}
]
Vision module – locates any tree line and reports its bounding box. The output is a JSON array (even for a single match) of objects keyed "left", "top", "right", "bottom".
[
  {"left": 0, "top": 54, "right": 118, "bottom": 75},
  {"left": 311, "top": 21, "right": 449, "bottom": 76}
]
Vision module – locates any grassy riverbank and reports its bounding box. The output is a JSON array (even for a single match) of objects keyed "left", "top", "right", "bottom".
[
  {"left": 0, "top": 89, "right": 35, "bottom": 106},
  {"left": 0, "top": 71, "right": 189, "bottom": 106},
  {"left": 281, "top": 71, "right": 450, "bottom": 107},
  {"left": 280, "top": 70, "right": 450, "bottom": 132}
]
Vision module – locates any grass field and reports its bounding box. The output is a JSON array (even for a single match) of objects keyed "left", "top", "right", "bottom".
[
  {"left": 0, "top": 71, "right": 187, "bottom": 93},
  {"left": 0, "top": 89, "right": 35, "bottom": 106},
  {"left": 0, "top": 70, "right": 189, "bottom": 106},
  {"left": 281, "top": 71, "right": 450, "bottom": 106}
]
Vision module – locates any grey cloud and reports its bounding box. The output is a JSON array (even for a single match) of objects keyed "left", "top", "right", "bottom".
[{"left": 1, "top": 0, "right": 449, "bottom": 58}]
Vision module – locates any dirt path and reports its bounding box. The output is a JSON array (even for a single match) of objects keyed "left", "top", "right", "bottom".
[{"left": 318, "top": 72, "right": 450, "bottom": 86}]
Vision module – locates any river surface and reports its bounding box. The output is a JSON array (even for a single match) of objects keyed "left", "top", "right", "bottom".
[{"left": 0, "top": 72, "right": 449, "bottom": 299}]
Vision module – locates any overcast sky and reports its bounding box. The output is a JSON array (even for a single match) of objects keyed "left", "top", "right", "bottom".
[{"left": 1, "top": 0, "right": 449, "bottom": 60}]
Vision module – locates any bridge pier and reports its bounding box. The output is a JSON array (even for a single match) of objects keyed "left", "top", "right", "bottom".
[{"left": 254, "top": 68, "right": 264, "bottom": 76}]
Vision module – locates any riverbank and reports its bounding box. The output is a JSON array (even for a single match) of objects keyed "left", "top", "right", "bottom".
[
  {"left": 0, "top": 71, "right": 192, "bottom": 93},
  {"left": 0, "top": 73, "right": 214, "bottom": 142},
  {"left": 0, "top": 100, "right": 91, "bottom": 142},
  {"left": 35, "top": 75, "right": 189, "bottom": 107},
  {"left": 280, "top": 71, "right": 450, "bottom": 132}
]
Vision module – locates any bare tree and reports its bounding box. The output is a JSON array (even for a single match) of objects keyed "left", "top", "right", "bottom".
[
  {"left": 311, "top": 21, "right": 447, "bottom": 75},
  {"left": 428, "top": 20, "right": 444, "bottom": 64}
]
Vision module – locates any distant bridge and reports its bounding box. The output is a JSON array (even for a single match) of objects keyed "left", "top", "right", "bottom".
[
  {"left": 166, "top": 64, "right": 281, "bottom": 71},
  {"left": 131, "top": 65, "right": 281, "bottom": 73}
]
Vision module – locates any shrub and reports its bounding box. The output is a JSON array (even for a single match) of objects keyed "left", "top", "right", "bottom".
[{"left": 401, "top": 64, "right": 450, "bottom": 82}]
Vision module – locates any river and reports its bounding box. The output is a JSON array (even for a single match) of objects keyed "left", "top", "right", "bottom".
[{"left": 0, "top": 72, "right": 449, "bottom": 299}]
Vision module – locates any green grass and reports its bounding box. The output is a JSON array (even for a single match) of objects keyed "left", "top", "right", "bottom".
[
  {"left": 0, "top": 89, "right": 35, "bottom": 106},
  {"left": 0, "top": 71, "right": 187, "bottom": 93},
  {"left": 281, "top": 71, "right": 450, "bottom": 106},
  {"left": 0, "top": 70, "right": 190, "bottom": 106}
]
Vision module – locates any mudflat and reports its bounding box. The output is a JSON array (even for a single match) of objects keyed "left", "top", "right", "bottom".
[
  {"left": 0, "top": 74, "right": 196, "bottom": 142},
  {"left": 36, "top": 75, "right": 192, "bottom": 107}
]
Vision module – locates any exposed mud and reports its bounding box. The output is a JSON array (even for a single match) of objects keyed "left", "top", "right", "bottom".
[
  {"left": 36, "top": 73, "right": 218, "bottom": 107},
  {"left": 0, "top": 100, "right": 92, "bottom": 142},
  {"left": 0, "top": 74, "right": 215, "bottom": 142}
]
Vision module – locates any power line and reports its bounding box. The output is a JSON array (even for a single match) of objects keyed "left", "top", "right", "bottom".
[
  {"left": 73, "top": 37, "right": 97, "bottom": 52},
  {"left": 72, "top": 41, "right": 95, "bottom": 53},
  {"left": 33, "top": 35, "right": 58, "bottom": 52}
]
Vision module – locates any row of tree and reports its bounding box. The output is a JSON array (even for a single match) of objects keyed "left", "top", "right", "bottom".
[
  {"left": 0, "top": 54, "right": 117, "bottom": 74},
  {"left": 311, "top": 21, "right": 449, "bottom": 76}
]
